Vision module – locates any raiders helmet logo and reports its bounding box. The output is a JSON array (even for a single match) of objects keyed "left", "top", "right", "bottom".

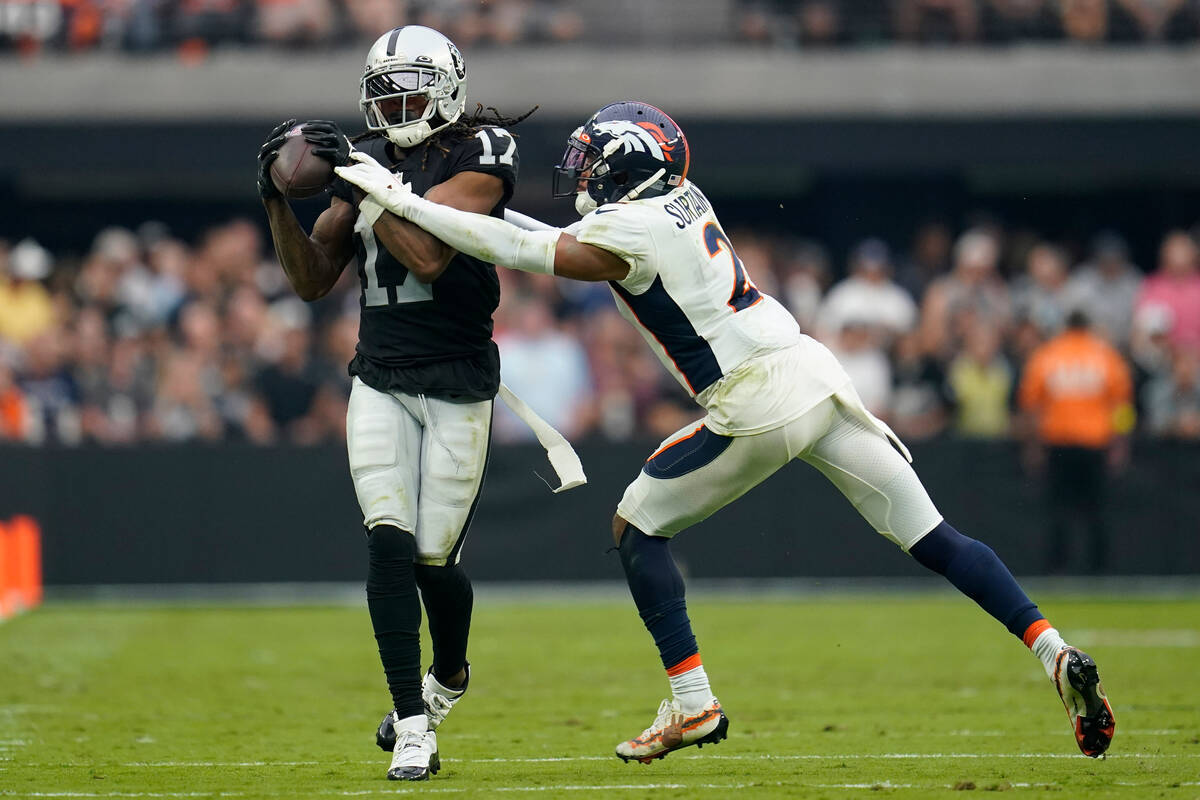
[{"left": 447, "top": 42, "right": 465, "bottom": 80}]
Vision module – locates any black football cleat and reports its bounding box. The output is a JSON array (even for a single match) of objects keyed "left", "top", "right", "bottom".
[
  {"left": 376, "top": 710, "right": 398, "bottom": 752},
  {"left": 1053, "top": 647, "right": 1116, "bottom": 758}
]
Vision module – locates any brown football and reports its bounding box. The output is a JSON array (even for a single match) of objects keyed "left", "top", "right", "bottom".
[{"left": 269, "top": 125, "right": 334, "bottom": 199}]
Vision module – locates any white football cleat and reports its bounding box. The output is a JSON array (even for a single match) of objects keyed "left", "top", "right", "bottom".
[
  {"left": 423, "top": 665, "right": 469, "bottom": 731},
  {"left": 615, "top": 697, "right": 728, "bottom": 764},
  {"left": 375, "top": 664, "right": 470, "bottom": 750},
  {"left": 1053, "top": 646, "right": 1116, "bottom": 758},
  {"left": 386, "top": 715, "right": 439, "bottom": 781}
]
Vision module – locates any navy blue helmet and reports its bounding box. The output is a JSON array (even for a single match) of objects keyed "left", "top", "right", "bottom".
[{"left": 552, "top": 101, "right": 690, "bottom": 212}]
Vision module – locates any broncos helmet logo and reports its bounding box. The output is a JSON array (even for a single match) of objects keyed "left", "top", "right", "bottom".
[
  {"left": 593, "top": 121, "right": 676, "bottom": 163},
  {"left": 552, "top": 101, "right": 690, "bottom": 209}
]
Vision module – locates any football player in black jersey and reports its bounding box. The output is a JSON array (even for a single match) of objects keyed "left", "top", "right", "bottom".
[{"left": 256, "top": 25, "right": 532, "bottom": 782}]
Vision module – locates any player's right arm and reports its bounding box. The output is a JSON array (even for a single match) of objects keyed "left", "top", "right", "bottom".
[
  {"left": 336, "top": 153, "right": 639, "bottom": 283},
  {"left": 550, "top": 233, "right": 632, "bottom": 282},
  {"left": 258, "top": 119, "right": 354, "bottom": 301},
  {"left": 263, "top": 196, "right": 356, "bottom": 301}
]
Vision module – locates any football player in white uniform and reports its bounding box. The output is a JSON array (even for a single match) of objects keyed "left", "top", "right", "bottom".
[{"left": 335, "top": 102, "right": 1116, "bottom": 764}]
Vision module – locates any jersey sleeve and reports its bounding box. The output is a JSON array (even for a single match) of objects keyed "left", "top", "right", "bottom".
[
  {"left": 329, "top": 174, "right": 354, "bottom": 204},
  {"left": 446, "top": 127, "right": 519, "bottom": 209},
  {"left": 573, "top": 206, "right": 658, "bottom": 294}
]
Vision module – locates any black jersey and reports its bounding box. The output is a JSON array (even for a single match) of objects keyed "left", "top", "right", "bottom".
[{"left": 331, "top": 126, "right": 519, "bottom": 400}]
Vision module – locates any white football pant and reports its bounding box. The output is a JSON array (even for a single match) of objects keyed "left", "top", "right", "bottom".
[
  {"left": 346, "top": 377, "right": 492, "bottom": 565},
  {"left": 618, "top": 391, "right": 943, "bottom": 551}
]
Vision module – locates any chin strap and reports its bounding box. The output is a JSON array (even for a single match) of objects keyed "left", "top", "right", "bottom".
[{"left": 622, "top": 168, "right": 666, "bottom": 202}]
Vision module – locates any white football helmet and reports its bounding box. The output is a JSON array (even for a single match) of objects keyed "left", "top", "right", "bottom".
[{"left": 360, "top": 26, "right": 468, "bottom": 149}]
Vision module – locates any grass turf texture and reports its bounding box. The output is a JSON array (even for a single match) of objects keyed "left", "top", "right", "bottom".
[{"left": 2, "top": 595, "right": 1198, "bottom": 799}]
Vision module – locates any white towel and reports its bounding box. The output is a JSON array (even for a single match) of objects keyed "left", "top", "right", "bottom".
[{"left": 497, "top": 383, "right": 587, "bottom": 493}]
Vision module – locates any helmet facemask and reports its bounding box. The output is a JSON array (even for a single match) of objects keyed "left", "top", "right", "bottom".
[
  {"left": 361, "top": 64, "right": 455, "bottom": 148},
  {"left": 553, "top": 133, "right": 619, "bottom": 217},
  {"left": 360, "top": 26, "right": 467, "bottom": 149}
]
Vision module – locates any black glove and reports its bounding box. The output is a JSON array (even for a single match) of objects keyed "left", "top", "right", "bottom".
[
  {"left": 302, "top": 120, "right": 351, "bottom": 168},
  {"left": 257, "top": 118, "right": 297, "bottom": 200}
]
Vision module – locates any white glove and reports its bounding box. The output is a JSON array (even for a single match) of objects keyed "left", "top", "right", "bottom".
[
  {"left": 339, "top": 152, "right": 560, "bottom": 276},
  {"left": 335, "top": 151, "right": 417, "bottom": 217}
]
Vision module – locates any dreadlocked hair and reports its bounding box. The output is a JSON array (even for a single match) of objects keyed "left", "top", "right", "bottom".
[
  {"left": 446, "top": 103, "right": 539, "bottom": 140},
  {"left": 420, "top": 103, "right": 539, "bottom": 168}
]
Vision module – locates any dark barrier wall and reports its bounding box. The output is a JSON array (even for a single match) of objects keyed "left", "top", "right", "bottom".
[{"left": 0, "top": 440, "right": 1196, "bottom": 584}]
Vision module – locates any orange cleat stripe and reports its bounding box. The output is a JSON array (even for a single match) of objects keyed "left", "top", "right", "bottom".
[{"left": 681, "top": 710, "right": 719, "bottom": 733}]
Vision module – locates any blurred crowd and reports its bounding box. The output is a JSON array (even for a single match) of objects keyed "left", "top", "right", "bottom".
[
  {"left": 2, "top": 0, "right": 1198, "bottom": 57},
  {"left": 739, "top": 0, "right": 1200, "bottom": 46},
  {"left": 3, "top": 213, "right": 1200, "bottom": 447}
]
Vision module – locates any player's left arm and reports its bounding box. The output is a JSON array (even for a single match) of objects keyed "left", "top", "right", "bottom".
[
  {"left": 337, "top": 154, "right": 630, "bottom": 282},
  {"left": 367, "top": 171, "right": 505, "bottom": 284}
]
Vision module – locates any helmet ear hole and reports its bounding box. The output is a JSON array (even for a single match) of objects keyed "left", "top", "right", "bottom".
[{"left": 610, "top": 170, "right": 628, "bottom": 187}]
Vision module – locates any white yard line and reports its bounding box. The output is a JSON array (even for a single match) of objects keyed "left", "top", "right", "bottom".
[
  {"left": 11, "top": 753, "right": 1200, "bottom": 767},
  {"left": 1073, "top": 629, "right": 1200, "bottom": 647},
  {"left": 12, "top": 782, "right": 1200, "bottom": 798}
]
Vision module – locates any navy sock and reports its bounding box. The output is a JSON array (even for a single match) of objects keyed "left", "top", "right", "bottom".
[
  {"left": 909, "top": 520, "right": 1044, "bottom": 639},
  {"left": 415, "top": 562, "right": 473, "bottom": 684},
  {"left": 366, "top": 525, "right": 424, "bottom": 719},
  {"left": 617, "top": 525, "right": 699, "bottom": 670}
]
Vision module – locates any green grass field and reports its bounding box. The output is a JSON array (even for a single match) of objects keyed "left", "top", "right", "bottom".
[{"left": 2, "top": 592, "right": 1199, "bottom": 799}]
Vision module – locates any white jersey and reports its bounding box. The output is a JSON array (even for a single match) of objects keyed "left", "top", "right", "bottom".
[{"left": 571, "top": 181, "right": 852, "bottom": 435}]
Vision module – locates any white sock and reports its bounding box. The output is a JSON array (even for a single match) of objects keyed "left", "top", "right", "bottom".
[
  {"left": 669, "top": 665, "right": 715, "bottom": 713},
  {"left": 394, "top": 712, "right": 428, "bottom": 736},
  {"left": 1031, "top": 627, "right": 1068, "bottom": 679}
]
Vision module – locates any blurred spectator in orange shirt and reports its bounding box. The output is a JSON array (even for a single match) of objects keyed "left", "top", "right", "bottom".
[{"left": 1018, "top": 309, "right": 1133, "bottom": 573}]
